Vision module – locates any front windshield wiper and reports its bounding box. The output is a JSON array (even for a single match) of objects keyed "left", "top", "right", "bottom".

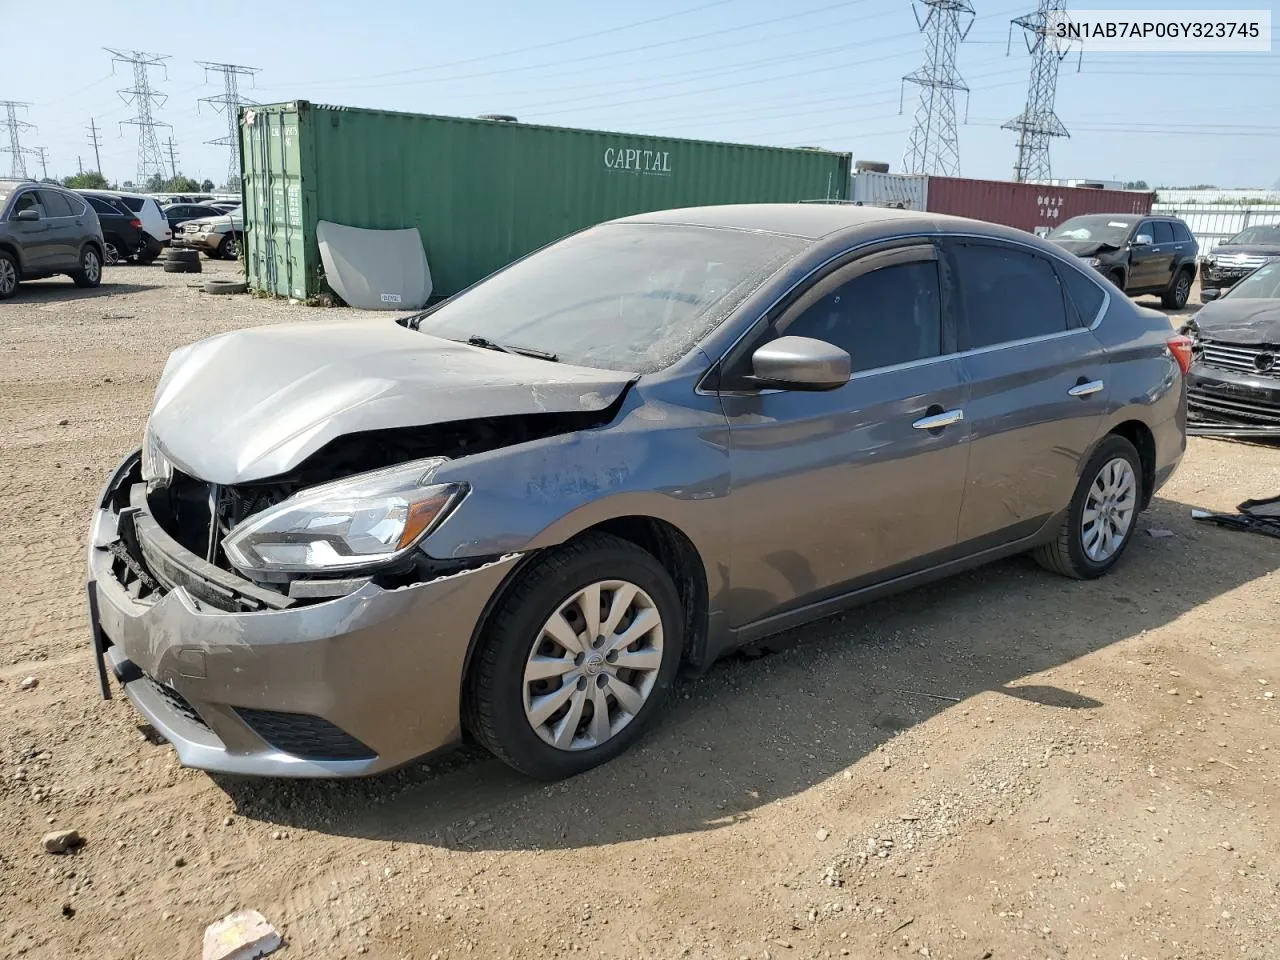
[{"left": 459, "top": 335, "right": 558, "bottom": 363}]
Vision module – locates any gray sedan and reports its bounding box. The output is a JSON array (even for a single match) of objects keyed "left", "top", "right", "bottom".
[{"left": 87, "top": 204, "right": 1189, "bottom": 779}]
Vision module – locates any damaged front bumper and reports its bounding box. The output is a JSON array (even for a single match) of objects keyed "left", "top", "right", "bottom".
[
  {"left": 86, "top": 451, "right": 519, "bottom": 778},
  {"left": 1187, "top": 362, "right": 1280, "bottom": 437}
]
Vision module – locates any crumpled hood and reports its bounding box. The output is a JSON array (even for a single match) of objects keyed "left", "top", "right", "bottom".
[
  {"left": 1051, "top": 239, "right": 1118, "bottom": 258},
  {"left": 1193, "top": 299, "right": 1280, "bottom": 344},
  {"left": 150, "top": 319, "right": 634, "bottom": 484}
]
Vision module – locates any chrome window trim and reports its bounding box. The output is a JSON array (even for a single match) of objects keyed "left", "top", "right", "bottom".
[{"left": 700, "top": 229, "right": 1110, "bottom": 395}]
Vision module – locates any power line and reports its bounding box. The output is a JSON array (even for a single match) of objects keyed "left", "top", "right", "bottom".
[
  {"left": 106, "top": 48, "right": 171, "bottom": 188},
  {"left": 197, "top": 61, "right": 260, "bottom": 190},
  {"left": 1003, "top": 0, "right": 1076, "bottom": 182},
  {"left": 0, "top": 100, "right": 39, "bottom": 179},
  {"left": 901, "top": 0, "right": 976, "bottom": 176}
]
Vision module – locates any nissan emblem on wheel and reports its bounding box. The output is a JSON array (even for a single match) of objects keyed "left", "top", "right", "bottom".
[{"left": 85, "top": 203, "right": 1188, "bottom": 780}]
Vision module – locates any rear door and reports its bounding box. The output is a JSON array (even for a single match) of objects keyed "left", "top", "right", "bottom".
[
  {"left": 720, "top": 242, "right": 971, "bottom": 628},
  {"left": 945, "top": 239, "right": 1109, "bottom": 549},
  {"left": 1148, "top": 220, "right": 1178, "bottom": 291},
  {"left": 35, "top": 190, "right": 79, "bottom": 268},
  {"left": 8, "top": 190, "right": 53, "bottom": 270}
]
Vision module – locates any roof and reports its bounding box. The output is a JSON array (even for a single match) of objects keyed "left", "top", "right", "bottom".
[{"left": 616, "top": 203, "right": 934, "bottom": 240}]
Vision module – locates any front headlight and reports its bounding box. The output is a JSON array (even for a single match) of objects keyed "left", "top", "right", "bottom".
[
  {"left": 141, "top": 421, "right": 173, "bottom": 487},
  {"left": 222, "top": 458, "right": 467, "bottom": 577}
]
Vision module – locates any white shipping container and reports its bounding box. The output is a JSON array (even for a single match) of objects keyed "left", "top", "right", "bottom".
[{"left": 850, "top": 172, "right": 928, "bottom": 211}]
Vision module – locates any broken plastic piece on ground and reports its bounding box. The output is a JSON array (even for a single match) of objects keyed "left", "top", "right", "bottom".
[
  {"left": 202, "top": 909, "right": 282, "bottom": 960},
  {"left": 1190, "top": 495, "right": 1280, "bottom": 540},
  {"left": 1145, "top": 527, "right": 1175, "bottom": 538}
]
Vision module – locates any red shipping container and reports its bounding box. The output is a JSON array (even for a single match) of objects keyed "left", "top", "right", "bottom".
[{"left": 924, "top": 176, "right": 1154, "bottom": 236}]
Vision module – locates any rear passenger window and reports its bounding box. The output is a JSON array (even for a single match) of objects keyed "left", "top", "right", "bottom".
[
  {"left": 782, "top": 260, "right": 942, "bottom": 373},
  {"left": 37, "top": 191, "right": 73, "bottom": 217},
  {"left": 1172, "top": 222, "right": 1193, "bottom": 243},
  {"left": 950, "top": 243, "right": 1068, "bottom": 349},
  {"left": 1055, "top": 262, "right": 1107, "bottom": 327},
  {"left": 119, "top": 197, "right": 143, "bottom": 212},
  {"left": 1153, "top": 221, "right": 1174, "bottom": 244},
  {"left": 87, "top": 197, "right": 116, "bottom": 215}
]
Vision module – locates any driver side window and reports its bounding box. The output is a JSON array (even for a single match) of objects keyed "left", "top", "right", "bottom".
[{"left": 779, "top": 258, "right": 943, "bottom": 374}]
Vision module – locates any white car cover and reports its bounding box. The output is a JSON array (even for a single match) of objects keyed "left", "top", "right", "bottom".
[{"left": 316, "top": 220, "right": 432, "bottom": 310}]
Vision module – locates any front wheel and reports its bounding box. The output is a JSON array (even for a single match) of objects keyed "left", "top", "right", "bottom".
[
  {"left": 1162, "top": 269, "right": 1192, "bottom": 309},
  {"left": 72, "top": 246, "right": 102, "bottom": 288},
  {"left": 219, "top": 233, "right": 241, "bottom": 260},
  {"left": 465, "top": 533, "right": 683, "bottom": 780},
  {"left": 0, "top": 250, "right": 18, "bottom": 299},
  {"left": 1033, "top": 435, "right": 1143, "bottom": 580}
]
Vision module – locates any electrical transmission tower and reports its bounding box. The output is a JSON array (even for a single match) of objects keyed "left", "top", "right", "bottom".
[
  {"left": 0, "top": 101, "right": 40, "bottom": 179},
  {"left": 198, "top": 62, "right": 259, "bottom": 190},
  {"left": 1002, "top": 0, "right": 1077, "bottom": 182},
  {"left": 901, "top": 0, "right": 975, "bottom": 177},
  {"left": 87, "top": 118, "right": 104, "bottom": 175},
  {"left": 106, "top": 48, "right": 171, "bottom": 188}
]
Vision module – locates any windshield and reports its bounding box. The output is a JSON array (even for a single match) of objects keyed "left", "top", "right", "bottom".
[
  {"left": 417, "top": 223, "right": 807, "bottom": 373},
  {"left": 1048, "top": 216, "right": 1134, "bottom": 246},
  {"left": 1224, "top": 261, "right": 1280, "bottom": 300},
  {"left": 1223, "top": 225, "right": 1280, "bottom": 246}
]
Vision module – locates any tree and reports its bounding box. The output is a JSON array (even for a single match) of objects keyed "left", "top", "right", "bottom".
[
  {"left": 63, "top": 171, "right": 109, "bottom": 190},
  {"left": 1124, "top": 180, "right": 1149, "bottom": 190},
  {"left": 200, "top": 179, "right": 215, "bottom": 193}
]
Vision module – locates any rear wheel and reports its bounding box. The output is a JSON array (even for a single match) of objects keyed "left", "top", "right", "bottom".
[
  {"left": 0, "top": 251, "right": 18, "bottom": 299},
  {"left": 102, "top": 237, "right": 123, "bottom": 266},
  {"left": 1033, "top": 435, "right": 1143, "bottom": 580},
  {"left": 72, "top": 246, "right": 102, "bottom": 288},
  {"left": 465, "top": 533, "right": 683, "bottom": 780},
  {"left": 1162, "top": 268, "right": 1192, "bottom": 309}
]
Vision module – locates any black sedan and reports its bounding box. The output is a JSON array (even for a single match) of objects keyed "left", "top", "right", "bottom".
[
  {"left": 81, "top": 194, "right": 147, "bottom": 265},
  {"left": 1186, "top": 259, "right": 1280, "bottom": 435}
]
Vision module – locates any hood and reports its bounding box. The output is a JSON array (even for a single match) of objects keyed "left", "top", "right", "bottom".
[
  {"left": 1207, "top": 244, "right": 1280, "bottom": 259},
  {"left": 150, "top": 319, "right": 634, "bottom": 484},
  {"left": 1193, "top": 299, "right": 1280, "bottom": 344},
  {"left": 1050, "top": 239, "right": 1119, "bottom": 257}
]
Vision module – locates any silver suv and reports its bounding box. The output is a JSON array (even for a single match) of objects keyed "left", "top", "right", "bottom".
[{"left": 0, "top": 180, "right": 106, "bottom": 299}]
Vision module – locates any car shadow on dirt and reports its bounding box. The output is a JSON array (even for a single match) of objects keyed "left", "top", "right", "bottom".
[
  {"left": 212, "top": 490, "right": 1277, "bottom": 851},
  {"left": 4, "top": 279, "right": 161, "bottom": 301}
]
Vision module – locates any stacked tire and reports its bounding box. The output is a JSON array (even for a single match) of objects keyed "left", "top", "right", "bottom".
[{"left": 163, "top": 248, "right": 202, "bottom": 274}]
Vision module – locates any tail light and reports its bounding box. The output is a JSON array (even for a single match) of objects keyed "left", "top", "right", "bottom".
[
  {"left": 1167, "top": 334, "right": 1193, "bottom": 376},
  {"left": 130, "top": 218, "right": 143, "bottom": 229}
]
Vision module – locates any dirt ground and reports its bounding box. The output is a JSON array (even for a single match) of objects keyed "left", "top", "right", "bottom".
[{"left": 1, "top": 262, "right": 1277, "bottom": 960}]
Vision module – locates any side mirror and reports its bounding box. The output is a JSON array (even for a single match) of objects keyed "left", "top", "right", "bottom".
[
  {"left": 1133, "top": 233, "right": 1153, "bottom": 246},
  {"left": 750, "top": 336, "right": 851, "bottom": 391},
  {"left": 16, "top": 209, "right": 40, "bottom": 222},
  {"left": 1199, "top": 287, "right": 1221, "bottom": 303}
]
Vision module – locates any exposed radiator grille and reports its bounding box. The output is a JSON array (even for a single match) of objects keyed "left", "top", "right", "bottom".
[{"left": 1198, "top": 340, "right": 1279, "bottom": 375}]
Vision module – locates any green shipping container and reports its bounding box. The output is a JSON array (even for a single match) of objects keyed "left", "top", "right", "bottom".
[{"left": 239, "top": 101, "right": 852, "bottom": 301}]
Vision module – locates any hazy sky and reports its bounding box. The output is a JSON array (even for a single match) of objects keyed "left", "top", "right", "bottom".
[{"left": 5, "top": 0, "right": 1278, "bottom": 188}]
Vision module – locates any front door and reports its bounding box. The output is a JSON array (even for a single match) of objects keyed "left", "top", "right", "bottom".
[
  {"left": 8, "top": 190, "right": 52, "bottom": 270},
  {"left": 943, "top": 240, "right": 1109, "bottom": 548},
  {"left": 719, "top": 243, "right": 970, "bottom": 629},
  {"left": 1127, "top": 219, "right": 1167, "bottom": 291}
]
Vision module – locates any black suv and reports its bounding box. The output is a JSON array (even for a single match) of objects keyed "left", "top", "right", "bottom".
[
  {"left": 1047, "top": 213, "right": 1199, "bottom": 309},
  {"left": 1198, "top": 225, "right": 1280, "bottom": 301},
  {"left": 0, "top": 180, "right": 106, "bottom": 299},
  {"left": 81, "top": 194, "right": 147, "bottom": 265}
]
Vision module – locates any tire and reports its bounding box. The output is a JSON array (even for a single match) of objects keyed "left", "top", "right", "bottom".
[
  {"left": 465, "top": 533, "right": 684, "bottom": 780},
  {"left": 0, "top": 250, "right": 18, "bottom": 299},
  {"left": 218, "top": 233, "right": 242, "bottom": 261},
  {"left": 102, "top": 237, "right": 124, "bottom": 266},
  {"left": 1162, "top": 268, "right": 1193, "bottom": 309},
  {"left": 134, "top": 237, "right": 162, "bottom": 266},
  {"left": 162, "top": 259, "right": 201, "bottom": 274},
  {"left": 72, "top": 246, "right": 102, "bottom": 288},
  {"left": 1033, "top": 435, "right": 1144, "bottom": 580},
  {"left": 204, "top": 279, "right": 247, "bottom": 295},
  {"left": 1109, "top": 269, "right": 1126, "bottom": 292},
  {"left": 165, "top": 248, "right": 200, "bottom": 263}
]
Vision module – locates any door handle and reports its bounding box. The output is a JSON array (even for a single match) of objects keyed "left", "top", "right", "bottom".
[
  {"left": 1068, "top": 379, "right": 1104, "bottom": 398},
  {"left": 912, "top": 409, "right": 964, "bottom": 430}
]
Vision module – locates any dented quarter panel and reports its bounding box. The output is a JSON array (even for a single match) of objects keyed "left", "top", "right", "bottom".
[{"left": 150, "top": 318, "right": 634, "bottom": 485}]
